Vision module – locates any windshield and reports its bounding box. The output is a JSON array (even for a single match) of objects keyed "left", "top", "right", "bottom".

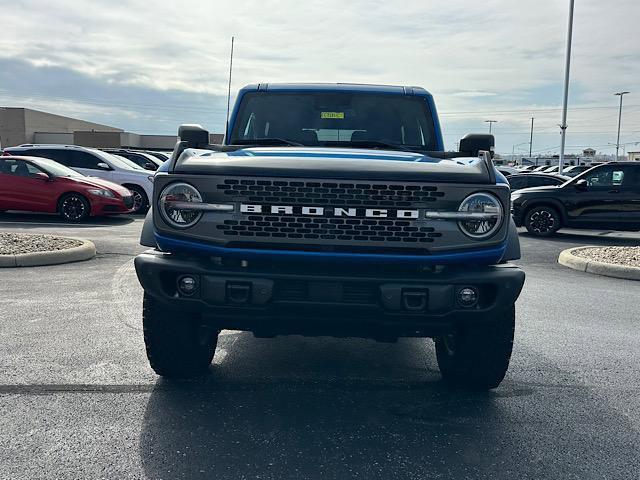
[
  {"left": 229, "top": 92, "right": 437, "bottom": 151},
  {"left": 31, "top": 158, "right": 85, "bottom": 177},
  {"left": 112, "top": 154, "right": 148, "bottom": 170},
  {"left": 91, "top": 149, "right": 142, "bottom": 171}
]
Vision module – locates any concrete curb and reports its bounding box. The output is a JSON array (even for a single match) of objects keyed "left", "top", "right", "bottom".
[
  {"left": 558, "top": 246, "right": 640, "bottom": 281},
  {"left": 0, "top": 237, "right": 96, "bottom": 268}
]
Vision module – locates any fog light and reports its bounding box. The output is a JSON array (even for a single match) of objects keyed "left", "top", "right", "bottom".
[
  {"left": 457, "top": 287, "right": 478, "bottom": 308},
  {"left": 177, "top": 275, "right": 198, "bottom": 296}
]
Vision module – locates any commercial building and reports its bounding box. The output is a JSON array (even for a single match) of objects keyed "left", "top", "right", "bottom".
[
  {"left": 0, "top": 107, "right": 222, "bottom": 150},
  {"left": 629, "top": 151, "right": 640, "bottom": 161}
]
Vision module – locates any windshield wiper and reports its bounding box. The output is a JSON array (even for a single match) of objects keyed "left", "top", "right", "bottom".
[
  {"left": 343, "top": 140, "right": 425, "bottom": 154},
  {"left": 233, "top": 138, "right": 304, "bottom": 147}
]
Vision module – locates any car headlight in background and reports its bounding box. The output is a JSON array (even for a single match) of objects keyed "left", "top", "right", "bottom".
[
  {"left": 457, "top": 192, "right": 503, "bottom": 239},
  {"left": 159, "top": 182, "right": 204, "bottom": 228},
  {"left": 88, "top": 188, "right": 115, "bottom": 198}
]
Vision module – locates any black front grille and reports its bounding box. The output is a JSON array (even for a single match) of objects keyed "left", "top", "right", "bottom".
[
  {"left": 123, "top": 195, "right": 134, "bottom": 208},
  {"left": 217, "top": 179, "right": 444, "bottom": 207},
  {"left": 217, "top": 216, "right": 443, "bottom": 243}
]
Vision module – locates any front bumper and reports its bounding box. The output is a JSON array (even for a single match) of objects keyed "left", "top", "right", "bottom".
[
  {"left": 135, "top": 251, "right": 525, "bottom": 339},
  {"left": 90, "top": 195, "right": 134, "bottom": 216}
]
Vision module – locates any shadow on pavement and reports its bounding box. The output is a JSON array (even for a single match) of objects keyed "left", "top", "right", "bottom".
[
  {"left": 138, "top": 334, "right": 516, "bottom": 479},
  {"left": 138, "top": 333, "right": 639, "bottom": 479},
  {"left": 0, "top": 211, "right": 137, "bottom": 227}
]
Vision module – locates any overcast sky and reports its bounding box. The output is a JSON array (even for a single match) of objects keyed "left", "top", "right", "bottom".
[{"left": 1, "top": 0, "right": 639, "bottom": 155}]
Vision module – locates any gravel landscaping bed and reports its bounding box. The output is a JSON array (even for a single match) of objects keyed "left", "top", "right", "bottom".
[
  {"left": 0, "top": 233, "right": 83, "bottom": 255},
  {"left": 572, "top": 246, "right": 640, "bottom": 268}
]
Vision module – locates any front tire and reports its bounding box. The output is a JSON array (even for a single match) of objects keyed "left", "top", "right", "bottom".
[
  {"left": 143, "top": 294, "right": 219, "bottom": 378},
  {"left": 58, "top": 193, "right": 91, "bottom": 222},
  {"left": 127, "top": 185, "right": 149, "bottom": 214},
  {"left": 435, "top": 306, "right": 515, "bottom": 390},
  {"left": 524, "top": 205, "right": 561, "bottom": 236}
]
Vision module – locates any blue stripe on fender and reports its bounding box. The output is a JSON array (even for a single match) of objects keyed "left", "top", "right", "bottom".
[{"left": 154, "top": 232, "right": 506, "bottom": 265}]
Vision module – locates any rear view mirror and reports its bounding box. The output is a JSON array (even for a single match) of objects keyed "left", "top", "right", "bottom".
[
  {"left": 575, "top": 179, "right": 588, "bottom": 190},
  {"left": 459, "top": 134, "right": 495, "bottom": 158},
  {"left": 97, "top": 162, "right": 111, "bottom": 170}
]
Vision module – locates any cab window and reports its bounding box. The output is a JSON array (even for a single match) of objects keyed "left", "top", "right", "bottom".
[
  {"left": 583, "top": 167, "right": 625, "bottom": 187},
  {"left": 0, "top": 159, "right": 43, "bottom": 177}
]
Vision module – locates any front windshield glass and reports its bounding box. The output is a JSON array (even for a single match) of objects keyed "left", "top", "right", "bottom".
[
  {"left": 113, "top": 154, "right": 147, "bottom": 170},
  {"left": 229, "top": 92, "right": 437, "bottom": 151},
  {"left": 32, "top": 158, "right": 84, "bottom": 177},
  {"left": 90, "top": 149, "right": 140, "bottom": 171}
]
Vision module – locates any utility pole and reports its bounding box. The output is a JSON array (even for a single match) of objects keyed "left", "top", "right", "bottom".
[
  {"left": 529, "top": 117, "right": 534, "bottom": 158},
  {"left": 485, "top": 120, "right": 498, "bottom": 133},
  {"left": 225, "top": 36, "right": 235, "bottom": 144},
  {"left": 614, "top": 91, "right": 630, "bottom": 161},
  {"left": 558, "top": 0, "right": 575, "bottom": 175}
]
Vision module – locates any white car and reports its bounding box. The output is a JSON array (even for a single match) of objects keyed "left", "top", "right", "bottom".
[{"left": 4, "top": 144, "right": 154, "bottom": 213}]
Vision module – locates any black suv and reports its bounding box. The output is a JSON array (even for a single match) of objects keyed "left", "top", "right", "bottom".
[{"left": 512, "top": 162, "right": 640, "bottom": 236}]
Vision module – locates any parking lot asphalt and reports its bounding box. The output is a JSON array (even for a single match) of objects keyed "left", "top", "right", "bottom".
[{"left": 0, "top": 212, "right": 639, "bottom": 480}]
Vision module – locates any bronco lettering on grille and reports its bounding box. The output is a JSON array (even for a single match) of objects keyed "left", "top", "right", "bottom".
[{"left": 240, "top": 204, "right": 422, "bottom": 219}]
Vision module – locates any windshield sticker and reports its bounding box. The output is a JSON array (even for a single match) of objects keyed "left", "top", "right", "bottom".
[{"left": 321, "top": 112, "right": 345, "bottom": 119}]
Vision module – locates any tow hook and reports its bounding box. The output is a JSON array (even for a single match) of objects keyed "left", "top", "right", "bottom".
[
  {"left": 226, "top": 282, "right": 252, "bottom": 304},
  {"left": 401, "top": 290, "right": 428, "bottom": 312}
]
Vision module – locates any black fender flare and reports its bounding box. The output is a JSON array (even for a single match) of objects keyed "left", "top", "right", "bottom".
[
  {"left": 140, "top": 208, "right": 156, "bottom": 247},
  {"left": 501, "top": 217, "right": 521, "bottom": 262}
]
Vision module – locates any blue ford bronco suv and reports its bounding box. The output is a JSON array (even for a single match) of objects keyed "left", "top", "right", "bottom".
[{"left": 135, "top": 83, "right": 524, "bottom": 389}]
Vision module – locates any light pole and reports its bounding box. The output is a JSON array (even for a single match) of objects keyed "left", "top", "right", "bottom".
[
  {"left": 614, "top": 91, "right": 630, "bottom": 161},
  {"left": 529, "top": 117, "right": 534, "bottom": 158},
  {"left": 485, "top": 120, "right": 498, "bottom": 133},
  {"left": 558, "top": 0, "right": 575, "bottom": 175}
]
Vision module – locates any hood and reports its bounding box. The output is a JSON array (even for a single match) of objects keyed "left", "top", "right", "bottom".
[
  {"left": 65, "top": 176, "right": 132, "bottom": 196},
  {"left": 174, "top": 147, "right": 494, "bottom": 184},
  {"left": 513, "top": 185, "right": 564, "bottom": 195}
]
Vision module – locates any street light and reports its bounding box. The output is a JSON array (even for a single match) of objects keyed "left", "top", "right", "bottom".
[
  {"left": 614, "top": 91, "right": 630, "bottom": 161},
  {"left": 485, "top": 120, "right": 498, "bottom": 133},
  {"left": 558, "top": 0, "right": 575, "bottom": 175}
]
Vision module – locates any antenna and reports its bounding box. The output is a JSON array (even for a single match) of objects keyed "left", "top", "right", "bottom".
[{"left": 224, "top": 36, "right": 235, "bottom": 144}]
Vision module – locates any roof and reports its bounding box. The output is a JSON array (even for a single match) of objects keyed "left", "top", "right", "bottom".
[{"left": 239, "top": 83, "right": 432, "bottom": 96}]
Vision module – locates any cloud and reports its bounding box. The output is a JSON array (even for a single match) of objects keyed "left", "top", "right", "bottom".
[{"left": 0, "top": 0, "right": 638, "bottom": 153}]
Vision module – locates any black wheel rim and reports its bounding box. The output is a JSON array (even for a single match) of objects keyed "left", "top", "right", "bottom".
[
  {"left": 132, "top": 191, "right": 143, "bottom": 212},
  {"left": 529, "top": 209, "right": 555, "bottom": 234},
  {"left": 62, "top": 196, "right": 86, "bottom": 220}
]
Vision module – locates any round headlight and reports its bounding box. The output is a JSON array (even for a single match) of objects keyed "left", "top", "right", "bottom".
[
  {"left": 457, "top": 192, "right": 503, "bottom": 239},
  {"left": 159, "top": 182, "right": 203, "bottom": 228}
]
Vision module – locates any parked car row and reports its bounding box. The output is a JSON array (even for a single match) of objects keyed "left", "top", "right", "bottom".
[
  {"left": 511, "top": 162, "right": 640, "bottom": 236},
  {"left": 2, "top": 144, "right": 160, "bottom": 218},
  {"left": 0, "top": 156, "right": 135, "bottom": 221},
  {"left": 512, "top": 163, "right": 598, "bottom": 177}
]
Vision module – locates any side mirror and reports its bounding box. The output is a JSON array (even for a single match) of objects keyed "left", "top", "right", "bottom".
[
  {"left": 97, "top": 162, "right": 111, "bottom": 170},
  {"left": 34, "top": 172, "right": 50, "bottom": 181},
  {"left": 575, "top": 179, "right": 588, "bottom": 190},
  {"left": 178, "top": 124, "right": 210, "bottom": 149},
  {"left": 144, "top": 162, "right": 157, "bottom": 171},
  {"left": 459, "top": 134, "right": 495, "bottom": 158}
]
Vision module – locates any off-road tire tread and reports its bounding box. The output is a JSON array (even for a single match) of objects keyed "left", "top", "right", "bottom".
[
  {"left": 435, "top": 305, "right": 515, "bottom": 390},
  {"left": 142, "top": 294, "right": 218, "bottom": 377}
]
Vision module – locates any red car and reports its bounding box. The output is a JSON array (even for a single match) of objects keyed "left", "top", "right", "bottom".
[{"left": 0, "top": 156, "right": 134, "bottom": 221}]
